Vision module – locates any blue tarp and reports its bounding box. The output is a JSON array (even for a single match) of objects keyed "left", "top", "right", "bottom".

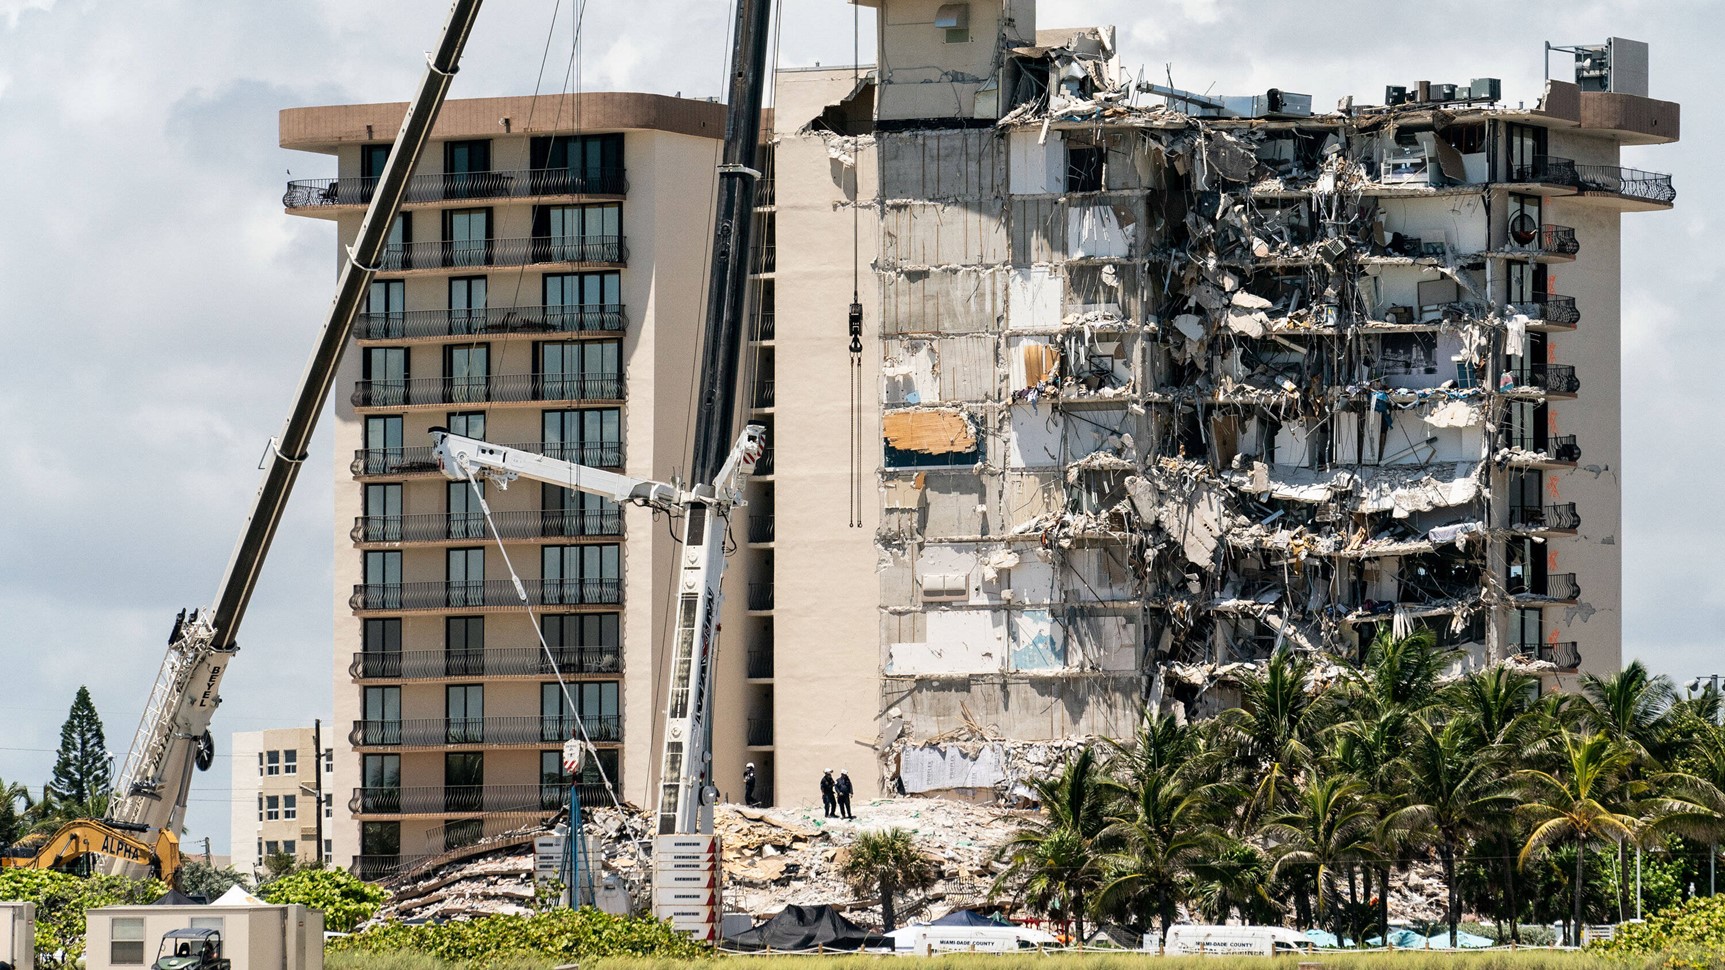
[
  {"left": 1424, "top": 930, "right": 1495, "bottom": 949},
  {"left": 926, "top": 911, "right": 1008, "bottom": 928},
  {"left": 1303, "top": 929, "right": 1341, "bottom": 948}
]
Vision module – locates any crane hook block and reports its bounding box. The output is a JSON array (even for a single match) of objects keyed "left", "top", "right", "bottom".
[{"left": 848, "top": 302, "right": 863, "bottom": 355}]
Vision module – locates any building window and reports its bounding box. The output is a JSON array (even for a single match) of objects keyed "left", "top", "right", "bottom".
[
  {"left": 266, "top": 796, "right": 280, "bottom": 821},
  {"left": 530, "top": 133, "right": 624, "bottom": 193},
  {"left": 542, "top": 544, "right": 619, "bottom": 605},
  {"left": 534, "top": 203, "right": 620, "bottom": 262},
  {"left": 265, "top": 840, "right": 280, "bottom": 856},
  {"left": 449, "top": 276, "right": 488, "bottom": 334},
  {"left": 266, "top": 751, "right": 280, "bottom": 775},
  {"left": 444, "top": 208, "right": 492, "bottom": 268},
  {"left": 444, "top": 344, "right": 490, "bottom": 403},
  {"left": 446, "top": 684, "right": 484, "bottom": 744},
  {"left": 362, "top": 619, "right": 402, "bottom": 678},
  {"left": 537, "top": 340, "right": 619, "bottom": 400},
  {"left": 446, "top": 616, "right": 485, "bottom": 676},
  {"left": 542, "top": 486, "right": 620, "bottom": 540},
  {"left": 383, "top": 213, "right": 412, "bottom": 270},
  {"left": 542, "top": 681, "right": 620, "bottom": 742},
  {"left": 361, "top": 822, "right": 400, "bottom": 859},
  {"left": 363, "top": 550, "right": 403, "bottom": 610},
  {"left": 445, "top": 752, "right": 484, "bottom": 813},
  {"left": 283, "top": 795, "right": 297, "bottom": 821},
  {"left": 257, "top": 752, "right": 264, "bottom": 776},
  {"left": 448, "top": 481, "right": 486, "bottom": 541},
  {"left": 283, "top": 840, "right": 296, "bottom": 856},
  {"left": 542, "top": 748, "right": 619, "bottom": 807},
  {"left": 189, "top": 917, "right": 224, "bottom": 935},
  {"left": 447, "top": 410, "right": 486, "bottom": 440},
  {"left": 111, "top": 918, "right": 145, "bottom": 965},
  {"left": 543, "top": 408, "right": 621, "bottom": 466},
  {"left": 362, "top": 686, "right": 401, "bottom": 745},
  {"left": 324, "top": 839, "right": 333, "bottom": 864},
  {"left": 447, "top": 547, "right": 484, "bottom": 607},
  {"left": 324, "top": 793, "right": 335, "bottom": 820},
  {"left": 364, "top": 483, "right": 403, "bottom": 542},
  {"left": 257, "top": 840, "right": 263, "bottom": 858},
  {"left": 324, "top": 748, "right": 335, "bottom": 775},
  {"left": 361, "top": 754, "right": 401, "bottom": 813},
  {"left": 1066, "top": 144, "right": 1105, "bottom": 193},
  {"left": 361, "top": 144, "right": 392, "bottom": 180},
  {"left": 283, "top": 750, "right": 297, "bottom": 775},
  {"left": 366, "top": 279, "right": 406, "bottom": 338},
  {"left": 443, "top": 139, "right": 492, "bottom": 200},
  {"left": 256, "top": 794, "right": 264, "bottom": 822}
]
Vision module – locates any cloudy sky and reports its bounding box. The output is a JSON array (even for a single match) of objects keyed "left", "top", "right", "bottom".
[{"left": 0, "top": 0, "right": 1713, "bottom": 855}]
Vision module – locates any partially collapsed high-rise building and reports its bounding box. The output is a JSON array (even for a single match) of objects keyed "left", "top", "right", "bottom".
[{"left": 755, "top": 1, "right": 1678, "bottom": 797}]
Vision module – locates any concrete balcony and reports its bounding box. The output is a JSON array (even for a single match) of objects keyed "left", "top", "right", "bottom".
[
  {"left": 349, "top": 645, "right": 621, "bottom": 681},
  {"left": 350, "top": 578, "right": 621, "bottom": 613},
  {"left": 355, "top": 305, "right": 624, "bottom": 342},
  {"left": 1503, "top": 433, "right": 1580, "bottom": 468},
  {"left": 1503, "top": 363, "right": 1580, "bottom": 398},
  {"left": 348, "top": 714, "right": 622, "bottom": 749},
  {"left": 1510, "top": 503, "right": 1580, "bottom": 536},
  {"left": 352, "top": 373, "right": 623, "bottom": 410},
  {"left": 1517, "top": 641, "right": 1580, "bottom": 671},
  {"left": 1574, "top": 164, "right": 1675, "bottom": 210},
  {"left": 352, "top": 509, "right": 622, "bottom": 545},
  {"left": 1512, "top": 294, "right": 1580, "bottom": 331},
  {"left": 349, "top": 783, "right": 611, "bottom": 816},
  {"left": 374, "top": 235, "right": 625, "bottom": 274},
  {"left": 283, "top": 167, "right": 627, "bottom": 209},
  {"left": 1509, "top": 572, "right": 1581, "bottom": 605},
  {"left": 351, "top": 441, "right": 623, "bottom": 478}
]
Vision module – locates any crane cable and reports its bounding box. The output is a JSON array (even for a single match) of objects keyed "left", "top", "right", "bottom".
[
  {"left": 450, "top": 465, "right": 652, "bottom": 874},
  {"left": 847, "top": 0, "right": 865, "bottom": 529}
]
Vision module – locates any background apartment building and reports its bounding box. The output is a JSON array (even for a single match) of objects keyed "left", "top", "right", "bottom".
[
  {"left": 228, "top": 728, "right": 333, "bottom": 875},
  {"left": 282, "top": 94, "right": 751, "bottom": 876},
  {"left": 751, "top": 0, "right": 1678, "bottom": 801}
]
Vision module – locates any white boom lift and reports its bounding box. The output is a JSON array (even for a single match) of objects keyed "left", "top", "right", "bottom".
[{"left": 429, "top": 424, "right": 765, "bottom": 835}]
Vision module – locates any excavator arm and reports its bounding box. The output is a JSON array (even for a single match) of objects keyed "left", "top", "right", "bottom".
[{"left": 2, "top": 822, "right": 179, "bottom": 886}]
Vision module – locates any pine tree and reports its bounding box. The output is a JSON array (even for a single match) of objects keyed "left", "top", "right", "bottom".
[{"left": 47, "top": 686, "right": 112, "bottom": 805}]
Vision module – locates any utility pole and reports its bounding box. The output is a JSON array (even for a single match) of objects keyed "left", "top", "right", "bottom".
[
  {"left": 202, "top": 837, "right": 212, "bottom": 866},
  {"left": 312, "top": 719, "right": 324, "bottom": 865}
]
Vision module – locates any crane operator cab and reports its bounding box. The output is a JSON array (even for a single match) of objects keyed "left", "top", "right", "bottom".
[{"left": 150, "top": 928, "right": 229, "bottom": 970}]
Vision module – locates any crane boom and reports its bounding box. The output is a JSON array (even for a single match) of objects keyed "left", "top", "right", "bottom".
[{"left": 103, "top": 0, "right": 487, "bottom": 861}]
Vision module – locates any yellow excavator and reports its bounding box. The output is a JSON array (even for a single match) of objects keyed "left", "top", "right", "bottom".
[{"left": 0, "top": 820, "right": 180, "bottom": 884}]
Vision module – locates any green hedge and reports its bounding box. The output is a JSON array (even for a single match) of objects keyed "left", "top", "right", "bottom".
[
  {"left": 329, "top": 909, "right": 712, "bottom": 968},
  {"left": 0, "top": 869, "right": 165, "bottom": 968}
]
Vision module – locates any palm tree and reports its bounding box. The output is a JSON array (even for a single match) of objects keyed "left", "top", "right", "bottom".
[
  {"left": 1223, "top": 647, "right": 1332, "bottom": 822},
  {"left": 1189, "top": 837, "right": 1281, "bottom": 926},
  {"left": 838, "top": 828, "right": 939, "bottom": 932},
  {"left": 1095, "top": 768, "right": 1215, "bottom": 938},
  {"left": 1390, "top": 717, "right": 1515, "bottom": 947},
  {"left": 993, "top": 746, "right": 1110, "bottom": 942},
  {"left": 1516, "top": 729, "right": 1638, "bottom": 941},
  {"left": 0, "top": 777, "right": 32, "bottom": 846},
  {"left": 1579, "top": 660, "right": 1676, "bottom": 763},
  {"left": 1263, "top": 774, "right": 1378, "bottom": 935}
]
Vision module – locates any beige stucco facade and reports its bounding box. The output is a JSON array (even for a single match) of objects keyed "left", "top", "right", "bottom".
[
  {"left": 283, "top": 93, "right": 731, "bottom": 874},
  {"left": 87, "top": 905, "right": 321, "bottom": 970},
  {"left": 228, "top": 728, "right": 329, "bottom": 875}
]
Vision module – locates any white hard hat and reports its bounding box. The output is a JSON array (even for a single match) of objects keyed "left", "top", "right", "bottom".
[{"left": 746, "top": 762, "right": 755, "bottom": 768}]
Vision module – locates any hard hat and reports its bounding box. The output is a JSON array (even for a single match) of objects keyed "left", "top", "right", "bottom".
[{"left": 746, "top": 762, "right": 755, "bottom": 768}]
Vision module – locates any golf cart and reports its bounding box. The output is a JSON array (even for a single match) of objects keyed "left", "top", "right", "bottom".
[{"left": 150, "top": 928, "right": 230, "bottom": 970}]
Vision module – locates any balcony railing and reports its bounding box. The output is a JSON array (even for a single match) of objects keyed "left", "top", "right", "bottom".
[
  {"left": 352, "top": 855, "right": 428, "bottom": 881},
  {"left": 752, "top": 244, "right": 776, "bottom": 274},
  {"left": 284, "top": 167, "right": 628, "bottom": 208},
  {"left": 350, "top": 578, "right": 621, "bottom": 611},
  {"left": 747, "top": 716, "right": 774, "bottom": 747},
  {"left": 349, "top": 714, "right": 623, "bottom": 748},
  {"left": 353, "top": 509, "right": 622, "bottom": 544},
  {"left": 1576, "top": 164, "right": 1676, "bottom": 205},
  {"left": 753, "top": 379, "right": 776, "bottom": 409},
  {"left": 353, "top": 373, "right": 623, "bottom": 408},
  {"left": 747, "top": 646, "right": 773, "bottom": 679},
  {"left": 376, "top": 235, "right": 625, "bottom": 272},
  {"left": 753, "top": 447, "right": 775, "bottom": 476},
  {"left": 1507, "top": 363, "right": 1580, "bottom": 395},
  {"left": 352, "top": 441, "right": 623, "bottom": 477},
  {"left": 1517, "top": 641, "right": 1581, "bottom": 670},
  {"left": 747, "top": 582, "right": 774, "bottom": 611},
  {"left": 356, "top": 305, "right": 625, "bottom": 341},
  {"left": 1510, "top": 154, "right": 1579, "bottom": 186},
  {"left": 1510, "top": 572, "right": 1581, "bottom": 602},
  {"left": 1548, "top": 434, "right": 1580, "bottom": 463},
  {"left": 754, "top": 178, "right": 775, "bottom": 207},
  {"left": 1512, "top": 293, "right": 1580, "bottom": 327},
  {"left": 751, "top": 311, "right": 776, "bottom": 342},
  {"left": 748, "top": 514, "right": 775, "bottom": 544},
  {"left": 350, "top": 645, "right": 621, "bottom": 680},
  {"left": 1511, "top": 502, "right": 1581, "bottom": 532},
  {"left": 349, "top": 783, "right": 612, "bottom": 815},
  {"left": 1536, "top": 224, "right": 1580, "bottom": 256}
]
